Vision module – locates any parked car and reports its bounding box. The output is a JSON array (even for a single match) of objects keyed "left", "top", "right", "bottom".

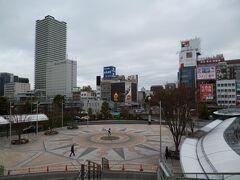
[
  {"left": 22, "top": 125, "right": 43, "bottom": 134},
  {"left": 80, "top": 116, "right": 90, "bottom": 120},
  {"left": 22, "top": 126, "right": 36, "bottom": 133},
  {"left": 74, "top": 116, "right": 81, "bottom": 120}
]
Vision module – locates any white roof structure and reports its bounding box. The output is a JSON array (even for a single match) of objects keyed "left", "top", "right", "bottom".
[
  {"left": 202, "top": 117, "right": 240, "bottom": 173},
  {"left": 180, "top": 117, "right": 240, "bottom": 180},
  {"left": 0, "top": 114, "right": 48, "bottom": 124},
  {"left": 214, "top": 108, "right": 240, "bottom": 116},
  {"left": 180, "top": 138, "right": 207, "bottom": 179},
  {"left": 200, "top": 119, "right": 222, "bottom": 132},
  {"left": 0, "top": 116, "right": 9, "bottom": 125}
]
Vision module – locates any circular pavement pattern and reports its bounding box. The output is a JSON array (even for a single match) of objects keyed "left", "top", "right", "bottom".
[
  {"left": 44, "top": 125, "right": 174, "bottom": 164},
  {"left": 0, "top": 124, "right": 174, "bottom": 170}
]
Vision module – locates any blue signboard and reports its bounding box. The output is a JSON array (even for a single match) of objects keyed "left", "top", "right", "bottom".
[{"left": 103, "top": 66, "right": 116, "bottom": 79}]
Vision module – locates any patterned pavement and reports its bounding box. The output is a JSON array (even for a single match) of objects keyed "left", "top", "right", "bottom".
[{"left": 0, "top": 124, "right": 175, "bottom": 171}]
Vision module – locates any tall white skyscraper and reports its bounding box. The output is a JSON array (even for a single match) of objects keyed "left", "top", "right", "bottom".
[
  {"left": 34, "top": 15, "right": 67, "bottom": 91},
  {"left": 34, "top": 15, "right": 77, "bottom": 98}
]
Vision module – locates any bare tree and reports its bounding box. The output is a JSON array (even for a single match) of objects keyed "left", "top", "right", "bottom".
[
  {"left": 49, "top": 95, "right": 65, "bottom": 129},
  {"left": 156, "top": 85, "right": 195, "bottom": 152},
  {"left": 11, "top": 103, "right": 30, "bottom": 144}
]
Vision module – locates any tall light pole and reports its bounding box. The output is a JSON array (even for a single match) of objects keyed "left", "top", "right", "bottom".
[
  {"left": 159, "top": 101, "right": 162, "bottom": 161},
  {"left": 9, "top": 101, "right": 13, "bottom": 143},
  {"left": 62, "top": 100, "right": 64, "bottom": 128},
  {"left": 36, "top": 102, "right": 39, "bottom": 134},
  {"left": 148, "top": 96, "right": 151, "bottom": 125},
  {"left": 30, "top": 93, "right": 33, "bottom": 114}
]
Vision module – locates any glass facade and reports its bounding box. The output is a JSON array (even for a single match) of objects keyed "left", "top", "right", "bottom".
[{"left": 179, "top": 66, "right": 196, "bottom": 87}]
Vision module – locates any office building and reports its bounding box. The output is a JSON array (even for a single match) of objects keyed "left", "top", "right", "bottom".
[
  {"left": 96, "top": 76, "right": 101, "bottom": 100},
  {"left": 196, "top": 55, "right": 224, "bottom": 103},
  {"left": 179, "top": 66, "right": 196, "bottom": 87},
  {"left": 0, "top": 73, "right": 29, "bottom": 96},
  {"left": 216, "top": 80, "right": 236, "bottom": 107},
  {"left": 100, "top": 75, "right": 138, "bottom": 105},
  {"left": 150, "top": 85, "right": 164, "bottom": 95},
  {"left": 46, "top": 59, "right": 77, "bottom": 98},
  {"left": 4, "top": 82, "right": 30, "bottom": 99},
  {"left": 35, "top": 15, "right": 67, "bottom": 91},
  {"left": 178, "top": 38, "right": 201, "bottom": 87},
  {"left": 216, "top": 59, "right": 240, "bottom": 80}
]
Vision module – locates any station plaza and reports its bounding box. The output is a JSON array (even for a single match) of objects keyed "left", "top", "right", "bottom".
[{"left": 0, "top": 124, "right": 181, "bottom": 174}]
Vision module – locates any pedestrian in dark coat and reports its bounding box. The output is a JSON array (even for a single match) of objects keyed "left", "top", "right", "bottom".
[
  {"left": 70, "top": 144, "right": 75, "bottom": 157},
  {"left": 165, "top": 146, "right": 169, "bottom": 159},
  {"left": 108, "top": 128, "right": 111, "bottom": 136}
]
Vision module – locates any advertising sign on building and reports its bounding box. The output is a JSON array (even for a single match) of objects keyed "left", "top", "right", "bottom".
[
  {"left": 200, "top": 84, "right": 214, "bottom": 101},
  {"left": 125, "top": 82, "right": 132, "bottom": 104},
  {"left": 197, "top": 66, "right": 216, "bottom": 80},
  {"left": 181, "top": 41, "right": 190, "bottom": 48},
  {"left": 103, "top": 66, "right": 116, "bottom": 79}
]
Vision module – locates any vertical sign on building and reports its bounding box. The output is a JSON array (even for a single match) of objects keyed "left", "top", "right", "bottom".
[
  {"left": 125, "top": 82, "right": 132, "bottom": 105},
  {"left": 200, "top": 84, "right": 214, "bottom": 101},
  {"left": 96, "top": 76, "right": 101, "bottom": 100}
]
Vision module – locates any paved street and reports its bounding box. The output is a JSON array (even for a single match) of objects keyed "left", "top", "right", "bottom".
[{"left": 0, "top": 124, "right": 177, "bottom": 174}]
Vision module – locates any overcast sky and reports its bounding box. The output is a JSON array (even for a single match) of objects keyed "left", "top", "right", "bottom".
[{"left": 0, "top": 0, "right": 240, "bottom": 90}]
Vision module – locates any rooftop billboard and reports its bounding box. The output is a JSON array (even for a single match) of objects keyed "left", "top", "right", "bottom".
[{"left": 103, "top": 66, "right": 116, "bottom": 79}]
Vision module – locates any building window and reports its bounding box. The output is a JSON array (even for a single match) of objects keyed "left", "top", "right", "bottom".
[{"left": 186, "top": 52, "right": 193, "bottom": 58}]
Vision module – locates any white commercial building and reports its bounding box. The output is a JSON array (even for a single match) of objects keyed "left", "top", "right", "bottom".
[
  {"left": 4, "top": 82, "right": 30, "bottom": 99},
  {"left": 80, "top": 91, "right": 103, "bottom": 114},
  {"left": 46, "top": 59, "right": 77, "bottom": 98},
  {"left": 179, "top": 37, "right": 201, "bottom": 67},
  {"left": 216, "top": 79, "right": 236, "bottom": 107}
]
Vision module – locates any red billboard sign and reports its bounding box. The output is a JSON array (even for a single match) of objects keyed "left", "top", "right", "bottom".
[{"left": 200, "top": 84, "right": 214, "bottom": 101}]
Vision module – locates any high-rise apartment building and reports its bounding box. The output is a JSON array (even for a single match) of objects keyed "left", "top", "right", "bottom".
[{"left": 35, "top": 15, "right": 67, "bottom": 91}]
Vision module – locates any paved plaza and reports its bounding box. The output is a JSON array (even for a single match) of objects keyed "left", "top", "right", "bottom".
[{"left": 0, "top": 124, "right": 176, "bottom": 172}]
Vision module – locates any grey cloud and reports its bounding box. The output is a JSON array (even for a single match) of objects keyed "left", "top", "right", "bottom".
[{"left": 0, "top": 0, "right": 240, "bottom": 90}]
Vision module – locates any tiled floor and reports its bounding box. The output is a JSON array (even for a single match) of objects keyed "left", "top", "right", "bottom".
[{"left": 0, "top": 124, "right": 178, "bottom": 172}]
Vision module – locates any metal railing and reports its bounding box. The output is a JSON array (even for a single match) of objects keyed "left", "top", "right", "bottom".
[
  {"left": 1, "top": 162, "right": 157, "bottom": 178},
  {"left": 157, "top": 163, "right": 240, "bottom": 180},
  {"left": 2, "top": 161, "right": 102, "bottom": 180}
]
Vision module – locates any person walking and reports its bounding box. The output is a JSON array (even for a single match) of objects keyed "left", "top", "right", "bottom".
[
  {"left": 108, "top": 128, "right": 111, "bottom": 136},
  {"left": 69, "top": 144, "right": 75, "bottom": 157},
  {"left": 165, "top": 146, "right": 169, "bottom": 160}
]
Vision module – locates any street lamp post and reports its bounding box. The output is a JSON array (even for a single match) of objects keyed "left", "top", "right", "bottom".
[
  {"left": 36, "top": 102, "right": 39, "bottom": 134},
  {"left": 9, "top": 101, "right": 13, "bottom": 143},
  {"left": 30, "top": 93, "right": 33, "bottom": 114},
  {"left": 159, "top": 101, "right": 162, "bottom": 161},
  {"left": 62, "top": 100, "right": 64, "bottom": 128},
  {"left": 148, "top": 96, "right": 151, "bottom": 125}
]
